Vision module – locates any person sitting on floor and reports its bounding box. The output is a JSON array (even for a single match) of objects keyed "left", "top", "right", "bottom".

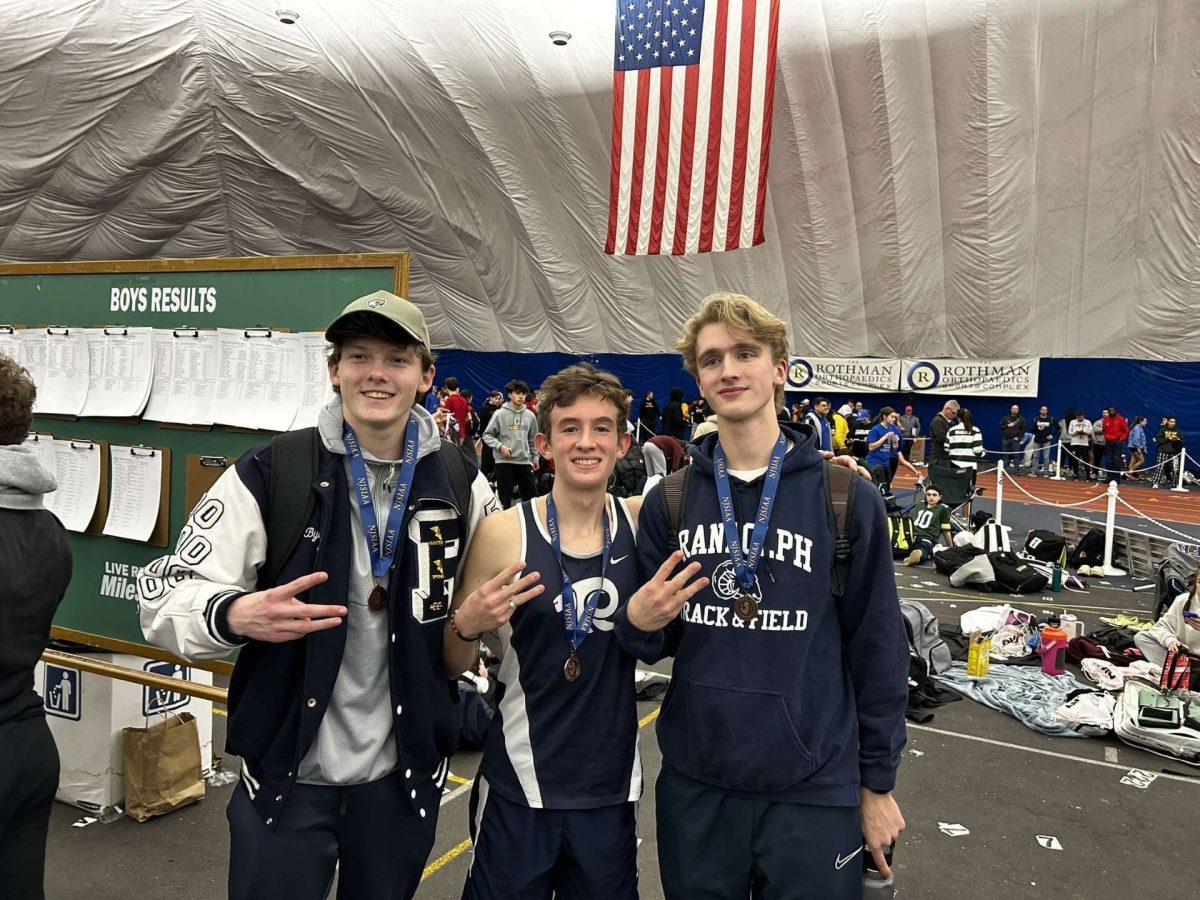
[
  {"left": 903, "top": 485, "right": 953, "bottom": 566},
  {"left": 1134, "top": 566, "right": 1200, "bottom": 668}
]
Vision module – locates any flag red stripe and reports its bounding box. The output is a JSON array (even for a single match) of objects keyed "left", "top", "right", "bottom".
[
  {"left": 624, "top": 68, "right": 652, "bottom": 256},
  {"left": 672, "top": 64, "right": 701, "bottom": 255},
  {"left": 699, "top": 0, "right": 731, "bottom": 253},
  {"left": 726, "top": 0, "right": 756, "bottom": 250},
  {"left": 648, "top": 67, "right": 673, "bottom": 255},
  {"left": 604, "top": 71, "right": 626, "bottom": 255},
  {"left": 753, "top": 0, "right": 780, "bottom": 246}
]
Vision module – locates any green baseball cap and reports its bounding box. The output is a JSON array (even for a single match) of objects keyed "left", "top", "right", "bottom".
[{"left": 325, "top": 290, "right": 430, "bottom": 348}]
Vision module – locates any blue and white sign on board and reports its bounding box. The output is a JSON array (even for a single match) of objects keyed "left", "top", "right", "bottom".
[
  {"left": 142, "top": 661, "right": 191, "bottom": 716},
  {"left": 901, "top": 358, "right": 1039, "bottom": 396},
  {"left": 44, "top": 665, "right": 81, "bottom": 720},
  {"left": 785, "top": 357, "right": 900, "bottom": 394}
]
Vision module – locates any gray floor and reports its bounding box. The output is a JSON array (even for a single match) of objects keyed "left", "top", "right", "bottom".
[{"left": 43, "top": 494, "right": 1200, "bottom": 900}]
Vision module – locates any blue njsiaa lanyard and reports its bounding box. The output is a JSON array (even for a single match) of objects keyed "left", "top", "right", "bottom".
[
  {"left": 342, "top": 416, "right": 420, "bottom": 581},
  {"left": 546, "top": 494, "right": 611, "bottom": 666},
  {"left": 712, "top": 431, "right": 786, "bottom": 603}
]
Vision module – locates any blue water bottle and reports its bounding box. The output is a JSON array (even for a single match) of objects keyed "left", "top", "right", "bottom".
[{"left": 863, "top": 843, "right": 895, "bottom": 899}]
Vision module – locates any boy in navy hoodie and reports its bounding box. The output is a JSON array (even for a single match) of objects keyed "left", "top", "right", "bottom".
[{"left": 616, "top": 292, "right": 908, "bottom": 899}]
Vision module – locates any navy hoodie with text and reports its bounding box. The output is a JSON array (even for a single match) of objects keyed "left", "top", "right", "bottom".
[{"left": 615, "top": 424, "right": 908, "bottom": 806}]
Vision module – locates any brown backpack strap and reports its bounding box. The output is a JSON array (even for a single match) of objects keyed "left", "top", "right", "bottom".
[
  {"left": 662, "top": 466, "right": 691, "bottom": 552},
  {"left": 823, "top": 460, "right": 857, "bottom": 599}
]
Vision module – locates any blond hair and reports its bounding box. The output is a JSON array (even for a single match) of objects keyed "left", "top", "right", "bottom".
[
  {"left": 675, "top": 292, "right": 789, "bottom": 410},
  {"left": 536, "top": 363, "right": 629, "bottom": 435}
]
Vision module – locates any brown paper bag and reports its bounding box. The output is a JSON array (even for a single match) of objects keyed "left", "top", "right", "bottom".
[{"left": 122, "top": 712, "right": 206, "bottom": 822}]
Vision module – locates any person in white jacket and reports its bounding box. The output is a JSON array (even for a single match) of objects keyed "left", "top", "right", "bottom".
[{"left": 1134, "top": 567, "right": 1200, "bottom": 668}]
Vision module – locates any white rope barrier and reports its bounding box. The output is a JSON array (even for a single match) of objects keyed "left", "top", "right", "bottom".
[
  {"left": 1115, "top": 494, "right": 1200, "bottom": 544},
  {"left": 998, "top": 471, "right": 1111, "bottom": 509}
]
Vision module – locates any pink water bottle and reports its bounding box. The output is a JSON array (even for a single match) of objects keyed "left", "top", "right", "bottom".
[{"left": 1038, "top": 624, "right": 1069, "bottom": 676}]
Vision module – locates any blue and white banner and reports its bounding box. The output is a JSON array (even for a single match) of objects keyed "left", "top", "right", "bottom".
[
  {"left": 786, "top": 357, "right": 901, "bottom": 394},
  {"left": 901, "top": 358, "right": 1040, "bottom": 396}
]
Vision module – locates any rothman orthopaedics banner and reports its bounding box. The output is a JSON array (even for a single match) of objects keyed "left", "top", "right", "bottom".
[
  {"left": 786, "top": 358, "right": 902, "bottom": 394},
  {"left": 900, "top": 359, "right": 1040, "bottom": 396}
]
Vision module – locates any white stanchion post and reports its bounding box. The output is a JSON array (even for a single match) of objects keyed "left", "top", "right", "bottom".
[
  {"left": 1101, "top": 480, "right": 1127, "bottom": 577},
  {"left": 995, "top": 459, "right": 1005, "bottom": 527},
  {"left": 1050, "top": 440, "right": 1065, "bottom": 480},
  {"left": 1171, "top": 449, "right": 1188, "bottom": 493}
]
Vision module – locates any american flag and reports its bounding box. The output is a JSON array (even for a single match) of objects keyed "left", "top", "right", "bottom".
[{"left": 604, "top": 0, "right": 780, "bottom": 256}]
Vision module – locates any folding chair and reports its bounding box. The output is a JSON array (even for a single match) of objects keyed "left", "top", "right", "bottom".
[{"left": 926, "top": 465, "right": 985, "bottom": 533}]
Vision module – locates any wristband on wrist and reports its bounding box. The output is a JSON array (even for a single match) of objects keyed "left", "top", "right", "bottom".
[{"left": 448, "top": 608, "right": 482, "bottom": 642}]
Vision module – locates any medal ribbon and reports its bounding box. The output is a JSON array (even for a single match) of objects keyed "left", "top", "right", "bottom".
[
  {"left": 342, "top": 416, "right": 420, "bottom": 579},
  {"left": 545, "top": 494, "right": 611, "bottom": 654},
  {"left": 712, "top": 431, "right": 787, "bottom": 594}
]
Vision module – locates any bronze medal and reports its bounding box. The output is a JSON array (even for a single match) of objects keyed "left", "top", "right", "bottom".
[
  {"left": 367, "top": 585, "right": 387, "bottom": 612},
  {"left": 563, "top": 653, "right": 582, "bottom": 682},
  {"left": 734, "top": 593, "right": 759, "bottom": 622}
]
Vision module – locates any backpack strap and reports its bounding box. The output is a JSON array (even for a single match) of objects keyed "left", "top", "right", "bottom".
[
  {"left": 437, "top": 439, "right": 475, "bottom": 545},
  {"left": 662, "top": 466, "right": 691, "bottom": 552},
  {"left": 264, "top": 427, "right": 320, "bottom": 586},
  {"left": 823, "top": 460, "right": 857, "bottom": 600}
]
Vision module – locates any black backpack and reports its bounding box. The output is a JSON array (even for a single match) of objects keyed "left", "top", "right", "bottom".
[
  {"left": 261, "top": 427, "right": 474, "bottom": 586},
  {"left": 611, "top": 440, "right": 648, "bottom": 498},
  {"left": 661, "top": 460, "right": 859, "bottom": 600},
  {"left": 987, "top": 551, "right": 1050, "bottom": 594},
  {"left": 1068, "top": 527, "right": 1106, "bottom": 568},
  {"left": 1023, "top": 529, "right": 1067, "bottom": 564}
]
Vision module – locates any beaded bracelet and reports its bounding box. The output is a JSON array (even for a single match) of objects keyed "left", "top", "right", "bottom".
[{"left": 448, "top": 608, "right": 482, "bottom": 642}]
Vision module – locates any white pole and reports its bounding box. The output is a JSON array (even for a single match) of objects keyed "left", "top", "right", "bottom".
[
  {"left": 1171, "top": 449, "right": 1188, "bottom": 493},
  {"left": 994, "top": 459, "right": 1005, "bottom": 527},
  {"left": 1050, "top": 440, "right": 1065, "bottom": 481},
  {"left": 1100, "top": 479, "right": 1127, "bottom": 576}
]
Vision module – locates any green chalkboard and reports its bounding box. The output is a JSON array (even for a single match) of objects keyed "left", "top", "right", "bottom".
[{"left": 0, "top": 254, "right": 408, "bottom": 650}]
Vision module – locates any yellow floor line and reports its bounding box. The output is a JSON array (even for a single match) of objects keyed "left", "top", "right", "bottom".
[
  {"left": 213, "top": 707, "right": 227, "bottom": 717},
  {"left": 447, "top": 773, "right": 471, "bottom": 785},
  {"left": 422, "top": 838, "right": 473, "bottom": 880},
  {"left": 638, "top": 707, "right": 660, "bottom": 729}
]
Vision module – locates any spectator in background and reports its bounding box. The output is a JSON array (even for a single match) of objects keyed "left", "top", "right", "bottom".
[
  {"left": 660, "top": 387, "right": 688, "bottom": 440},
  {"left": 838, "top": 398, "right": 855, "bottom": 418},
  {"left": 897, "top": 405, "right": 920, "bottom": 462},
  {"left": 928, "top": 399, "right": 961, "bottom": 470},
  {"left": 831, "top": 405, "right": 850, "bottom": 453},
  {"left": 1066, "top": 410, "right": 1094, "bottom": 480},
  {"left": 442, "top": 377, "right": 471, "bottom": 447},
  {"left": 476, "top": 390, "right": 504, "bottom": 480},
  {"left": 865, "top": 407, "right": 918, "bottom": 490},
  {"left": 804, "top": 397, "right": 833, "bottom": 452},
  {"left": 646, "top": 434, "right": 688, "bottom": 474},
  {"left": 690, "top": 395, "right": 708, "bottom": 429},
  {"left": 1030, "top": 405, "right": 1057, "bottom": 476},
  {"left": 459, "top": 390, "right": 480, "bottom": 456},
  {"left": 1126, "top": 416, "right": 1148, "bottom": 480},
  {"left": 947, "top": 408, "right": 985, "bottom": 473},
  {"left": 424, "top": 383, "right": 441, "bottom": 413},
  {"left": 484, "top": 379, "right": 538, "bottom": 508},
  {"left": 998, "top": 404, "right": 1026, "bottom": 473},
  {"left": 639, "top": 391, "right": 661, "bottom": 436},
  {"left": 1103, "top": 406, "right": 1130, "bottom": 483},
  {"left": 0, "top": 354, "right": 73, "bottom": 900},
  {"left": 1152, "top": 415, "right": 1185, "bottom": 489},
  {"left": 1091, "top": 410, "right": 1108, "bottom": 481}
]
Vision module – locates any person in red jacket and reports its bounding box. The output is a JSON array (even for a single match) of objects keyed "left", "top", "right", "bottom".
[
  {"left": 442, "top": 377, "right": 472, "bottom": 447},
  {"left": 1102, "top": 406, "right": 1130, "bottom": 482}
]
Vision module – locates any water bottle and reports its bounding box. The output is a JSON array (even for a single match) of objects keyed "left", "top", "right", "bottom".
[
  {"left": 863, "top": 843, "right": 895, "bottom": 899},
  {"left": 1051, "top": 562, "right": 1063, "bottom": 592}
]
